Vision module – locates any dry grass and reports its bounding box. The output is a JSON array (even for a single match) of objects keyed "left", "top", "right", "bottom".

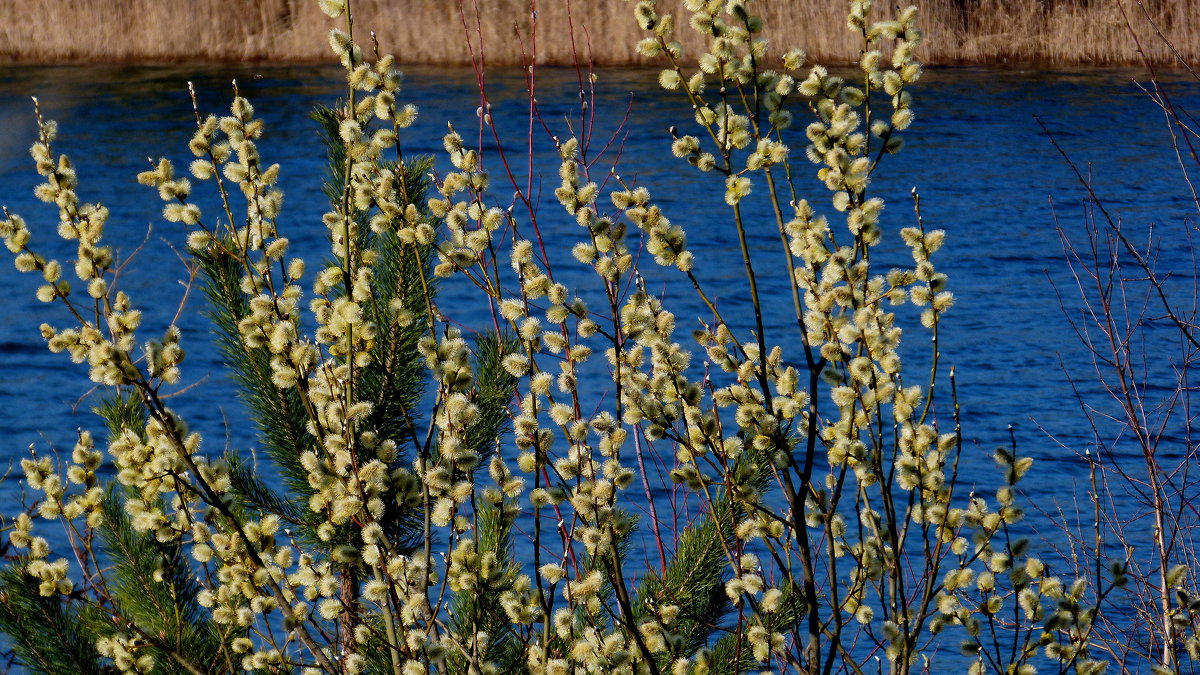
[{"left": 0, "top": 0, "right": 1194, "bottom": 66}]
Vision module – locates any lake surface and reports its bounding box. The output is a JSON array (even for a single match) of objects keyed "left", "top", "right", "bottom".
[{"left": 0, "top": 62, "right": 1197, "bottom": 661}]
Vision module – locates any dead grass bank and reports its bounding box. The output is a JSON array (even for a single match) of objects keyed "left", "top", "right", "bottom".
[{"left": 0, "top": 0, "right": 1194, "bottom": 66}]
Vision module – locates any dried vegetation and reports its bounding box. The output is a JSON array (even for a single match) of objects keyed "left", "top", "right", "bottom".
[{"left": 0, "top": 0, "right": 1195, "bottom": 65}]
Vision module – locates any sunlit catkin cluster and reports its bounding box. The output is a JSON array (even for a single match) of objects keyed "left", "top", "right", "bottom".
[{"left": 0, "top": 0, "right": 1115, "bottom": 673}]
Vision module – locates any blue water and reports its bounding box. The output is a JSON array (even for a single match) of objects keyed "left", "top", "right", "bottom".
[{"left": 0, "top": 63, "right": 1198, "bottom": 666}]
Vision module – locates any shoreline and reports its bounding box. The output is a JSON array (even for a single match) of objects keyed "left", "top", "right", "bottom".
[{"left": 0, "top": 0, "right": 1195, "bottom": 68}]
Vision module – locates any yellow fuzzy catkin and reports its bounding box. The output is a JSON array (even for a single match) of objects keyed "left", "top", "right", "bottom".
[{"left": 0, "top": 0, "right": 1135, "bottom": 672}]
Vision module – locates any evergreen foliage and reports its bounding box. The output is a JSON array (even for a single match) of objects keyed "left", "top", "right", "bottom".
[{"left": 0, "top": 562, "right": 101, "bottom": 675}]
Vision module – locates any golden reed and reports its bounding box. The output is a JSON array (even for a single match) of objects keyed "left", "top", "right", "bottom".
[{"left": 0, "top": 0, "right": 1194, "bottom": 67}]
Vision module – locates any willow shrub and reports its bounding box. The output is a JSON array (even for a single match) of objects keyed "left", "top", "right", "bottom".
[{"left": 0, "top": 0, "right": 1128, "bottom": 673}]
